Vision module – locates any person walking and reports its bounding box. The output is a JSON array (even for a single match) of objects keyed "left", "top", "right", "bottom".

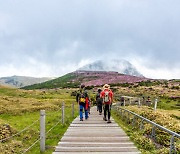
[
  {"left": 96, "top": 89, "right": 103, "bottom": 115},
  {"left": 120, "top": 96, "right": 124, "bottom": 106},
  {"left": 101, "top": 84, "right": 113, "bottom": 123},
  {"left": 146, "top": 96, "right": 151, "bottom": 106},
  {"left": 86, "top": 97, "right": 91, "bottom": 114},
  {"left": 76, "top": 84, "right": 89, "bottom": 121}
]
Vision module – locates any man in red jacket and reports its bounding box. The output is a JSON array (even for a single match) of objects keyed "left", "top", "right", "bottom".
[{"left": 101, "top": 84, "right": 113, "bottom": 123}]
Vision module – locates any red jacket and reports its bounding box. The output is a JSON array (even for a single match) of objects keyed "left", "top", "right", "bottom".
[
  {"left": 100, "top": 89, "right": 113, "bottom": 105},
  {"left": 85, "top": 97, "right": 90, "bottom": 109}
]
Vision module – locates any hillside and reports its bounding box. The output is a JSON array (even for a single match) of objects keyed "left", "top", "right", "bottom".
[
  {"left": 22, "top": 71, "right": 149, "bottom": 90},
  {"left": 0, "top": 75, "right": 53, "bottom": 88}
]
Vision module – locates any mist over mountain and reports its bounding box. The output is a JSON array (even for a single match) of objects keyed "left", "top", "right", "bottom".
[
  {"left": 77, "top": 59, "right": 143, "bottom": 77},
  {"left": 0, "top": 75, "right": 54, "bottom": 88}
]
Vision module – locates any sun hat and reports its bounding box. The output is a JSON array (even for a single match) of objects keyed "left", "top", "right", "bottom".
[{"left": 103, "top": 84, "right": 110, "bottom": 89}]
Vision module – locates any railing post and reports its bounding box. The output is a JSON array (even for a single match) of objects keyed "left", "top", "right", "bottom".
[
  {"left": 127, "top": 111, "right": 129, "bottom": 123},
  {"left": 118, "top": 107, "right": 121, "bottom": 116},
  {"left": 123, "top": 110, "right": 125, "bottom": 120},
  {"left": 140, "top": 119, "right": 144, "bottom": 130},
  {"left": 72, "top": 102, "right": 74, "bottom": 118},
  {"left": 40, "top": 110, "right": 45, "bottom": 152},
  {"left": 132, "top": 115, "right": 136, "bottom": 127},
  {"left": 123, "top": 110, "right": 126, "bottom": 120},
  {"left": 170, "top": 135, "right": 176, "bottom": 154},
  {"left": 116, "top": 107, "right": 119, "bottom": 116},
  {"left": 124, "top": 99, "right": 126, "bottom": 106},
  {"left": 62, "top": 102, "right": 65, "bottom": 124},
  {"left": 151, "top": 126, "right": 156, "bottom": 140},
  {"left": 122, "top": 110, "right": 124, "bottom": 120},
  {"left": 121, "top": 109, "right": 124, "bottom": 119},
  {"left": 128, "top": 112, "right": 130, "bottom": 123},
  {"left": 126, "top": 111, "right": 129, "bottom": 123},
  {"left": 154, "top": 98, "right": 158, "bottom": 111},
  {"left": 138, "top": 98, "right": 141, "bottom": 107}
]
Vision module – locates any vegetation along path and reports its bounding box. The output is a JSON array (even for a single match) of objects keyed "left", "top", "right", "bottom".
[{"left": 53, "top": 106, "right": 140, "bottom": 154}]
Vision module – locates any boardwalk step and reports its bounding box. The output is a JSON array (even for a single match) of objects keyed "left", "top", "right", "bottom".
[
  {"left": 64, "top": 132, "right": 127, "bottom": 137},
  {"left": 55, "top": 147, "right": 139, "bottom": 152},
  {"left": 58, "top": 142, "right": 135, "bottom": 147},
  {"left": 61, "top": 136, "right": 130, "bottom": 142},
  {"left": 70, "top": 124, "right": 119, "bottom": 127}
]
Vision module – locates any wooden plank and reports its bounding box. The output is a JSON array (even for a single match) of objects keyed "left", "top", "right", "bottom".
[
  {"left": 70, "top": 124, "right": 119, "bottom": 127},
  {"left": 61, "top": 136, "right": 130, "bottom": 142},
  {"left": 58, "top": 142, "right": 135, "bottom": 147},
  {"left": 67, "top": 127, "right": 121, "bottom": 130},
  {"left": 64, "top": 132, "right": 127, "bottom": 137},
  {"left": 55, "top": 147, "right": 139, "bottom": 152}
]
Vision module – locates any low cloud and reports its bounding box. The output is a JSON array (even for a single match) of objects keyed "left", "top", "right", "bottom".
[{"left": 0, "top": 0, "right": 180, "bottom": 79}]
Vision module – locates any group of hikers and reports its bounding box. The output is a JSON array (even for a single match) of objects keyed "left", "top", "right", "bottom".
[{"left": 76, "top": 84, "right": 113, "bottom": 123}]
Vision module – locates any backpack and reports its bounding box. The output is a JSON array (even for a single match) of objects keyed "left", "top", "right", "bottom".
[
  {"left": 79, "top": 92, "right": 86, "bottom": 103},
  {"left": 104, "top": 91, "right": 110, "bottom": 103},
  {"left": 96, "top": 93, "right": 102, "bottom": 104},
  {"left": 96, "top": 93, "right": 101, "bottom": 100}
]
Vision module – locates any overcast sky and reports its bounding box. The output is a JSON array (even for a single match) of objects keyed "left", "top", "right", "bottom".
[{"left": 0, "top": 0, "right": 180, "bottom": 79}]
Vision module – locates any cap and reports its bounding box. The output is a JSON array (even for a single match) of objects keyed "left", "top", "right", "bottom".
[{"left": 80, "top": 84, "right": 85, "bottom": 89}]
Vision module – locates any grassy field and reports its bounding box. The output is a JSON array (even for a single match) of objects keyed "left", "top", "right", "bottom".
[
  {"left": 0, "top": 85, "right": 79, "bottom": 154},
  {"left": 112, "top": 80, "right": 180, "bottom": 111}
]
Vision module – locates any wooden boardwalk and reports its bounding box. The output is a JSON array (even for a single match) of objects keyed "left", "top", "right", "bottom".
[{"left": 53, "top": 107, "right": 140, "bottom": 154}]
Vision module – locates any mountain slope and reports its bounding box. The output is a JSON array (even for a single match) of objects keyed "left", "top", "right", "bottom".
[
  {"left": 77, "top": 59, "right": 143, "bottom": 77},
  {"left": 0, "top": 75, "right": 54, "bottom": 88},
  {"left": 23, "top": 71, "right": 149, "bottom": 90},
  {"left": 22, "top": 73, "right": 80, "bottom": 89}
]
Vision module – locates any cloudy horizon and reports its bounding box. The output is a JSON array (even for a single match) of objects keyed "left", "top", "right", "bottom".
[{"left": 0, "top": 0, "right": 180, "bottom": 79}]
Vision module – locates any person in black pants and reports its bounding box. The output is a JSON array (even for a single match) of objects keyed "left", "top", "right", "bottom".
[
  {"left": 104, "top": 104, "right": 111, "bottom": 121},
  {"left": 96, "top": 89, "right": 103, "bottom": 115},
  {"left": 101, "top": 84, "right": 113, "bottom": 123}
]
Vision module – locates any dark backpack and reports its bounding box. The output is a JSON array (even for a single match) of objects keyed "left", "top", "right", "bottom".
[
  {"left": 96, "top": 93, "right": 102, "bottom": 105},
  {"left": 96, "top": 93, "right": 100, "bottom": 100}
]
